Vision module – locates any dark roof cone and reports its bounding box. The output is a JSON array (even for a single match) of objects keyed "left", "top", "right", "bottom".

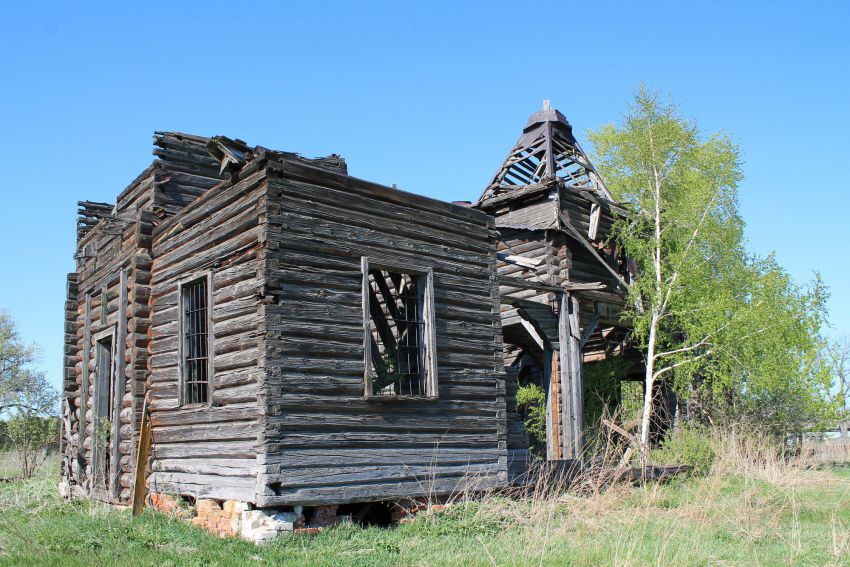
[{"left": 477, "top": 101, "right": 613, "bottom": 203}]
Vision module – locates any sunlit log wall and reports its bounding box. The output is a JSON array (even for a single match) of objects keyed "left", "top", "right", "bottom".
[{"left": 256, "top": 157, "right": 508, "bottom": 506}]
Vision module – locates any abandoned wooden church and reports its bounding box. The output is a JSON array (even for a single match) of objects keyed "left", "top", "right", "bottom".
[{"left": 60, "top": 103, "right": 641, "bottom": 536}]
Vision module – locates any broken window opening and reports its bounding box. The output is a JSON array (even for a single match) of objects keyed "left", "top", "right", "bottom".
[
  {"left": 180, "top": 275, "right": 211, "bottom": 405},
  {"left": 362, "top": 258, "right": 436, "bottom": 398}
]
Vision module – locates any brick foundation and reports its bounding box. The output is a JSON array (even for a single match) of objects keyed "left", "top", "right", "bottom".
[
  {"left": 191, "top": 498, "right": 250, "bottom": 537},
  {"left": 149, "top": 493, "right": 192, "bottom": 518},
  {"left": 147, "top": 492, "right": 450, "bottom": 543}
]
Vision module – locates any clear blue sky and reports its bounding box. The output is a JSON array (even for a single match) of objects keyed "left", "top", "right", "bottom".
[{"left": 1, "top": 1, "right": 848, "bottom": 391}]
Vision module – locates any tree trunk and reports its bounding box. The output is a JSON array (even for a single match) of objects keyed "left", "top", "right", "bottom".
[{"left": 639, "top": 310, "right": 660, "bottom": 464}]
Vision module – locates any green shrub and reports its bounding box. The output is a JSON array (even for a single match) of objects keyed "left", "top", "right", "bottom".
[
  {"left": 650, "top": 424, "right": 717, "bottom": 476},
  {"left": 516, "top": 383, "right": 546, "bottom": 460},
  {"left": 4, "top": 414, "right": 58, "bottom": 479}
]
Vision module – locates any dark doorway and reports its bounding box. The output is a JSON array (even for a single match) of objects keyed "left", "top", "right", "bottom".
[{"left": 93, "top": 335, "right": 113, "bottom": 489}]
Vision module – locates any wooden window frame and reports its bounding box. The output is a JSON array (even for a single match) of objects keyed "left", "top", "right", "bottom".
[
  {"left": 361, "top": 256, "right": 438, "bottom": 401},
  {"left": 177, "top": 271, "right": 215, "bottom": 407}
]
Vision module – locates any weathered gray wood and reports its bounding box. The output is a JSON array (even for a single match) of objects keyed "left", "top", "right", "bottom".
[
  {"left": 558, "top": 212, "right": 629, "bottom": 290},
  {"left": 587, "top": 202, "right": 601, "bottom": 240},
  {"left": 110, "top": 269, "right": 128, "bottom": 500},
  {"left": 131, "top": 395, "right": 151, "bottom": 516},
  {"left": 559, "top": 292, "right": 584, "bottom": 459},
  {"left": 79, "top": 294, "right": 91, "bottom": 481},
  {"left": 424, "top": 267, "right": 438, "bottom": 397},
  {"left": 579, "top": 306, "right": 602, "bottom": 350},
  {"left": 361, "top": 256, "right": 372, "bottom": 397},
  {"left": 68, "top": 127, "right": 515, "bottom": 508},
  {"left": 558, "top": 295, "right": 573, "bottom": 459}
]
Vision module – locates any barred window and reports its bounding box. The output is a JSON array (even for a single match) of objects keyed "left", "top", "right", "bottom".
[
  {"left": 180, "top": 275, "right": 212, "bottom": 405},
  {"left": 361, "top": 257, "right": 437, "bottom": 398}
]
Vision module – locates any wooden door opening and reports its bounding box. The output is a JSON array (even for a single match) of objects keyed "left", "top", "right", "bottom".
[{"left": 93, "top": 333, "right": 114, "bottom": 491}]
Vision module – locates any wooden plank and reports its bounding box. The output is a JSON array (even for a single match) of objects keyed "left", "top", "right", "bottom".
[
  {"left": 131, "top": 395, "right": 151, "bottom": 516},
  {"left": 521, "top": 321, "right": 544, "bottom": 350},
  {"left": 499, "top": 275, "right": 605, "bottom": 293},
  {"left": 361, "top": 256, "right": 372, "bottom": 397},
  {"left": 111, "top": 269, "right": 127, "bottom": 500},
  {"left": 424, "top": 267, "right": 438, "bottom": 398},
  {"left": 587, "top": 203, "right": 601, "bottom": 240},
  {"left": 496, "top": 252, "right": 543, "bottom": 269}
]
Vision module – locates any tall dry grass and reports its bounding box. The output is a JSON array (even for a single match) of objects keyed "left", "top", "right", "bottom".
[{"left": 424, "top": 426, "right": 850, "bottom": 565}]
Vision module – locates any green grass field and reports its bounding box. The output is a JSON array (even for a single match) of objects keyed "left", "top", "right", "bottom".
[{"left": 1, "top": 449, "right": 849, "bottom": 566}]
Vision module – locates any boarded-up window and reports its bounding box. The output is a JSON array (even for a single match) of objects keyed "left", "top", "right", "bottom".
[
  {"left": 361, "top": 257, "right": 437, "bottom": 398},
  {"left": 180, "top": 275, "right": 212, "bottom": 405}
]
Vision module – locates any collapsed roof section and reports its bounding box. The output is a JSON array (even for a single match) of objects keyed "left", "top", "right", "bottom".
[
  {"left": 205, "top": 135, "right": 347, "bottom": 177},
  {"left": 477, "top": 101, "right": 613, "bottom": 205},
  {"left": 76, "top": 132, "right": 347, "bottom": 241}
]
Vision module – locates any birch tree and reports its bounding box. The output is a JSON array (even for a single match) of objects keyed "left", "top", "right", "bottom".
[
  {"left": 591, "top": 86, "right": 831, "bottom": 456},
  {"left": 589, "top": 85, "right": 746, "bottom": 457}
]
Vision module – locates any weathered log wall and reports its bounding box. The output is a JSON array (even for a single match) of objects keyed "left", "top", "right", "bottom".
[
  {"left": 64, "top": 129, "right": 521, "bottom": 506},
  {"left": 63, "top": 131, "right": 229, "bottom": 502},
  {"left": 152, "top": 132, "right": 226, "bottom": 216},
  {"left": 493, "top": 228, "right": 561, "bottom": 478},
  {"left": 496, "top": 195, "right": 558, "bottom": 229},
  {"left": 70, "top": 198, "right": 147, "bottom": 500},
  {"left": 145, "top": 167, "right": 267, "bottom": 503},
  {"left": 61, "top": 274, "right": 78, "bottom": 466},
  {"left": 256, "top": 158, "right": 508, "bottom": 506}
]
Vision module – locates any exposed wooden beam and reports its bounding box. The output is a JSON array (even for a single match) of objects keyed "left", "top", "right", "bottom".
[
  {"left": 558, "top": 212, "right": 630, "bottom": 290},
  {"left": 496, "top": 252, "right": 544, "bottom": 269},
  {"left": 587, "top": 203, "right": 601, "bottom": 241},
  {"left": 521, "top": 321, "right": 545, "bottom": 351},
  {"left": 579, "top": 311, "right": 602, "bottom": 350},
  {"left": 499, "top": 275, "right": 607, "bottom": 294}
]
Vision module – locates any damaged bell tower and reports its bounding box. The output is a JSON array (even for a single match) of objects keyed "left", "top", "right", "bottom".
[{"left": 475, "top": 102, "right": 635, "bottom": 470}]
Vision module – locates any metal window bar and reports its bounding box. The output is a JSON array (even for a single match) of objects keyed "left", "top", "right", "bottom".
[
  {"left": 368, "top": 270, "right": 427, "bottom": 396},
  {"left": 182, "top": 278, "right": 209, "bottom": 404}
]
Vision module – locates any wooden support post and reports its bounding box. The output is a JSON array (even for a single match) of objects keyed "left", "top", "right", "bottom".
[
  {"left": 559, "top": 292, "right": 585, "bottom": 459},
  {"left": 558, "top": 295, "right": 574, "bottom": 458},
  {"left": 111, "top": 269, "right": 128, "bottom": 500},
  {"left": 544, "top": 345, "right": 561, "bottom": 460},
  {"left": 568, "top": 294, "right": 584, "bottom": 455}
]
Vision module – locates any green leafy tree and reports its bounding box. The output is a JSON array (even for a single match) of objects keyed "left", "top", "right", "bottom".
[
  {"left": 0, "top": 310, "right": 59, "bottom": 478},
  {"left": 589, "top": 85, "right": 830, "bottom": 457},
  {"left": 0, "top": 310, "right": 57, "bottom": 416}
]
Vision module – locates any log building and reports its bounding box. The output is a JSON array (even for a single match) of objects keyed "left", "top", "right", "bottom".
[{"left": 60, "top": 104, "right": 641, "bottom": 532}]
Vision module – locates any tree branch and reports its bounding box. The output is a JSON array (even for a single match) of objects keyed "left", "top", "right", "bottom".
[{"left": 654, "top": 349, "right": 714, "bottom": 379}]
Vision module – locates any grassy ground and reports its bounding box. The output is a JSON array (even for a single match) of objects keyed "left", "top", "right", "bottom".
[{"left": 1, "top": 445, "right": 849, "bottom": 566}]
